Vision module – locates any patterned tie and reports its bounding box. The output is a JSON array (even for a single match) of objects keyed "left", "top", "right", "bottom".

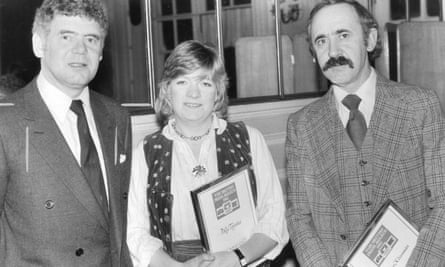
[
  {"left": 70, "top": 100, "right": 109, "bottom": 214},
  {"left": 342, "top": 94, "right": 367, "bottom": 150}
]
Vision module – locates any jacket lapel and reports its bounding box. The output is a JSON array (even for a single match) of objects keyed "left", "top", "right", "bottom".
[
  {"left": 307, "top": 91, "right": 346, "bottom": 221},
  {"left": 369, "top": 75, "right": 410, "bottom": 209},
  {"left": 306, "top": 75, "right": 410, "bottom": 219},
  {"left": 21, "top": 83, "right": 110, "bottom": 231},
  {"left": 90, "top": 94, "right": 122, "bottom": 238}
]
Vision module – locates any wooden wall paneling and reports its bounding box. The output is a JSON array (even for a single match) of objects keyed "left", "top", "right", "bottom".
[
  {"left": 398, "top": 22, "right": 445, "bottom": 111},
  {"left": 200, "top": 14, "right": 218, "bottom": 46},
  {"left": 251, "top": 0, "right": 327, "bottom": 37},
  {"left": 127, "top": 11, "right": 151, "bottom": 103},
  {"left": 106, "top": 0, "right": 132, "bottom": 100},
  {"left": 252, "top": 0, "right": 275, "bottom": 36},
  {"left": 223, "top": 8, "right": 253, "bottom": 47},
  {"left": 200, "top": 8, "right": 253, "bottom": 47},
  {"left": 192, "top": 0, "right": 209, "bottom": 42},
  {"left": 152, "top": 19, "right": 166, "bottom": 88},
  {"left": 150, "top": 1, "right": 169, "bottom": 91},
  {"left": 235, "top": 35, "right": 294, "bottom": 97},
  {"left": 293, "top": 33, "right": 319, "bottom": 93}
]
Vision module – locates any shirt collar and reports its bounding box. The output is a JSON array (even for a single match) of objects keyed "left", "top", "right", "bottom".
[
  {"left": 333, "top": 68, "right": 376, "bottom": 113},
  {"left": 37, "top": 73, "right": 91, "bottom": 122}
]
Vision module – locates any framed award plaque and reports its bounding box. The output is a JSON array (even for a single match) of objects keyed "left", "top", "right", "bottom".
[
  {"left": 343, "top": 199, "right": 419, "bottom": 267},
  {"left": 191, "top": 165, "right": 257, "bottom": 252}
]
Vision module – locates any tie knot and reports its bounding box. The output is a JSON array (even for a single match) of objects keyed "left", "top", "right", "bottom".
[
  {"left": 342, "top": 94, "right": 361, "bottom": 111},
  {"left": 70, "top": 100, "right": 84, "bottom": 116}
]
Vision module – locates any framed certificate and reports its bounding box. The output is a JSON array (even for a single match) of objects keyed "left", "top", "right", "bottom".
[
  {"left": 342, "top": 199, "right": 419, "bottom": 267},
  {"left": 191, "top": 165, "right": 257, "bottom": 252}
]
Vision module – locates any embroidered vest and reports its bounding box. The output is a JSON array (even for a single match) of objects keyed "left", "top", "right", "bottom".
[{"left": 143, "top": 121, "right": 257, "bottom": 255}]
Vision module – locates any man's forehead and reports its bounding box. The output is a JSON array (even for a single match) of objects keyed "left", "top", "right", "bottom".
[
  {"left": 50, "top": 14, "right": 100, "bottom": 25},
  {"left": 311, "top": 4, "right": 361, "bottom": 37},
  {"left": 49, "top": 15, "right": 104, "bottom": 34}
]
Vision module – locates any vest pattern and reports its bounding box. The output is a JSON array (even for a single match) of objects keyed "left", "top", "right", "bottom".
[
  {"left": 330, "top": 118, "right": 376, "bottom": 262},
  {"left": 143, "top": 121, "right": 256, "bottom": 255}
]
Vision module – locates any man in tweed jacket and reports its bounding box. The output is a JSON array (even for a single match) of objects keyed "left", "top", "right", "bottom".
[{"left": 286, "top": 1, "right": 445, "bottom": 266}]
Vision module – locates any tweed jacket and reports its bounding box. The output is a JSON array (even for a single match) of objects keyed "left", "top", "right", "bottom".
[
  {"left": 0, "top": 80, "right": 133, "bottom": 266},
  {"left": 286, "top": 74, "right": 445, "bottom": 267}
]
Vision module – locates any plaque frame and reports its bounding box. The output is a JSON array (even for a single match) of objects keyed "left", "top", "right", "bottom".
[
  {"left": 342, "top": 199, "right": 419, "bottom": 267},
  {"left": 191, "top": 165, "right": 257, "bottom": 252}
]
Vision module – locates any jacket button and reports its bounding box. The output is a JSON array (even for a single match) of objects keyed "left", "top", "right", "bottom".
[
  {"left": 426, "top": 189, "right": 432, "bottom": 198},
  {"left": 359, "top": 160, "right": 367, "bottom": 166},
  {"left": 364, "top": 201, "right": 371, "bottom": 207},
  {"left": 44, "top": 200, "right": 55, "bottom": 209},
  {"left": 361, "top": 180, "right": 370, "bottom": 186},
  {"left": 123, "top": 192, "right": 128, "bottom": 200},
  {"left": 340, "top": 234, "right": 347, "bottom": 240},
  {"left": 75, "top": 248, "right": 84, "bottom": 256}
]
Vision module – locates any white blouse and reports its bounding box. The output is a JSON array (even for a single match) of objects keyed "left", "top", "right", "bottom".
[{"left": 127, "top": 116, "right": 289, "bottom": 267}]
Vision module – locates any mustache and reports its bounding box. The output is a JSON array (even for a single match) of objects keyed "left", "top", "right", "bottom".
[{"left": 322, "top": 56, "right": 354, "bottom": 71}]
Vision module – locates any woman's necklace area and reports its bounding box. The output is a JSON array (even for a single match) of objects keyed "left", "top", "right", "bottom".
[
  {"left": 172, "top": 122, "right": 211, "bottom": 142},
  {"left": 172, "top": 122, "right": 211, "bottom": 177}
]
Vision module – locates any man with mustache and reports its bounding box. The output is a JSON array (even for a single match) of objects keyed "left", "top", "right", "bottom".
[{"left": 285, "top": 0, "right": 445, "bottom": 266}]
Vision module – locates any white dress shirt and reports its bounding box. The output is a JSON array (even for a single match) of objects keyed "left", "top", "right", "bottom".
[
  {"left": 127, "top": 115, "right": 289, "bottom": 267},
  {"left": 37, "top": 73, "right": 109, "bottom": 200},
  {"left": 333, "top": 68, "right": 377, "bottom": 127}
]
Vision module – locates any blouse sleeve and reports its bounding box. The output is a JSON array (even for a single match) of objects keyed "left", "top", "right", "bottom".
[
  {"left": 247, "top": 125, "right": 289, "bottom": 259},
  {"left": 127, "top": 140, "right": 163, "bottom": 267}
]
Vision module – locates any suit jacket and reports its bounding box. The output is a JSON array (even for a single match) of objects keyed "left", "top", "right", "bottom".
[
  {"left": 0, "top": 80, "right": 133, "bottom": 266},
  {"left": 286, "top": 74, "right": 445, "bottom": 267}
]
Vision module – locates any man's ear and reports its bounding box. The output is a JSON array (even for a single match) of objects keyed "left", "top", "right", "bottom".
[
  {"left": 366, "top": 28, "right": 378, "bottom": 52},
  {"left": 32, "top": 32, "right": 45, "bottom": 58}
]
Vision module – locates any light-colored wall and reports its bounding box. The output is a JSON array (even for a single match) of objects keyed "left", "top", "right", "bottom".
[{"left": 131, "top": 98, "right": 318, "bottom": 189}]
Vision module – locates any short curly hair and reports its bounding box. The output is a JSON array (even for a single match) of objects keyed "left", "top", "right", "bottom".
[
  {"left": 32, "top": 0, "right": 108, "bottom": 36},
  {"left": 155, "top": 40, "right": 228, "bottom": 125}
]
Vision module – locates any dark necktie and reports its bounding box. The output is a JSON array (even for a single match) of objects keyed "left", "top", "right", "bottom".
[
  {"left": 342, "top": 94, "right": 367, "bottom": 150},
  {"left": 70, "top": 100, "right": 109, "bottom": 214}
]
